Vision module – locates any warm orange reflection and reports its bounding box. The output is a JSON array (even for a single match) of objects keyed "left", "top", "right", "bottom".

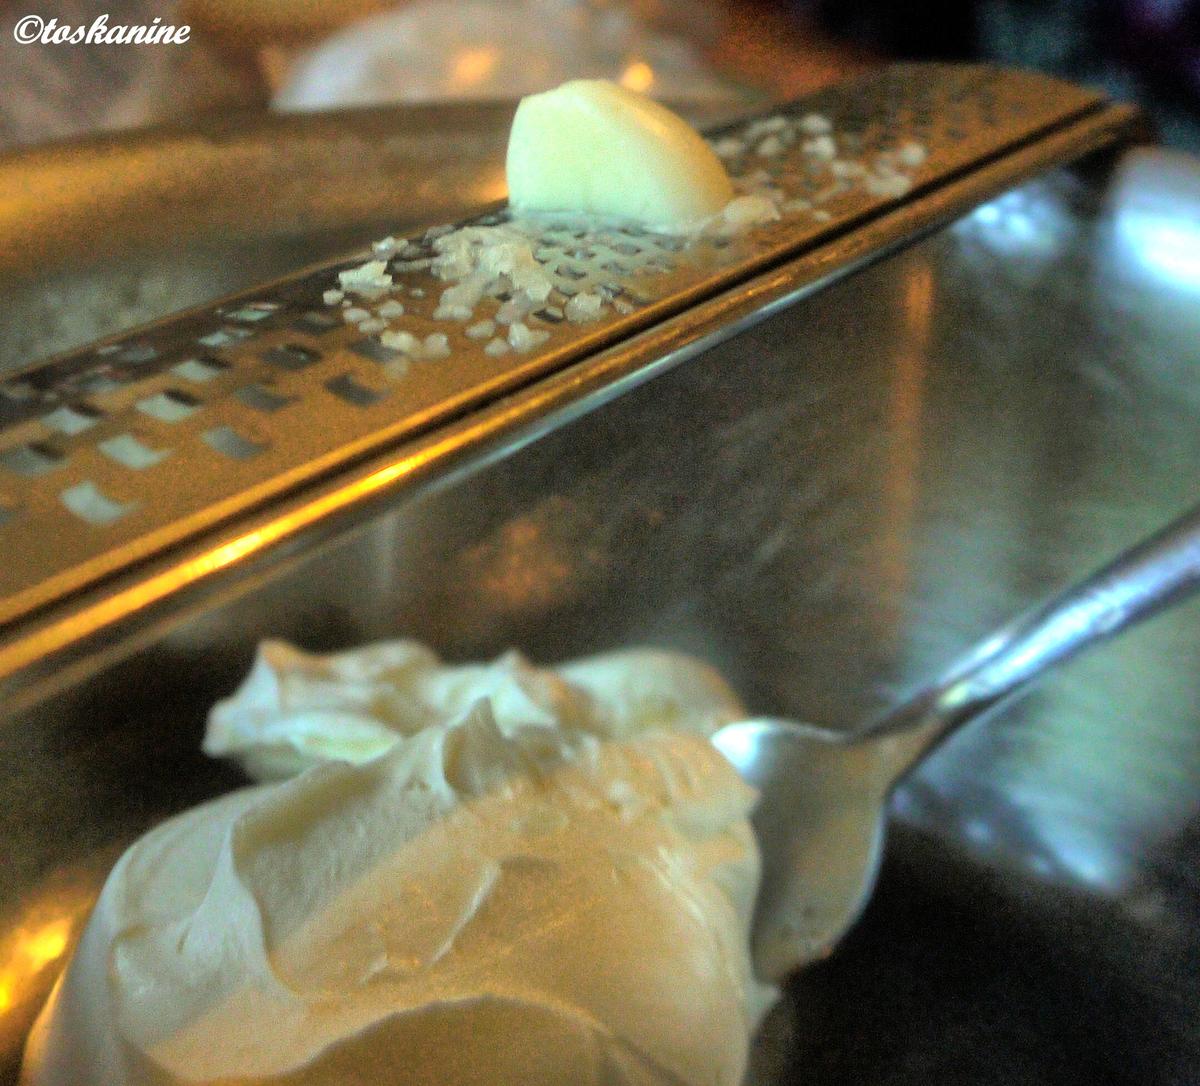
[
  {"left": 0, "top": 875, "right": 95, "bottom": 1053},
  {"left": 875, "top": 259, "right": 934, "bottom": 626},
  {"left": 0, "top": 915, "right": 71, "bottom": 1013},
  {"left": 619, "top": 60, "right": 655, "bottom": 94},
  {"left": 449, "top": 46, "right": 499, "bottom": 90},
  {"left": 462, "top": 504, "right": 577, "bottom": 613},
  {"left": 1, "top": 440, "right": 450, "bottom": 686},
  {"left": 477, "top": 165, "right": 509, "bottom": 204}
]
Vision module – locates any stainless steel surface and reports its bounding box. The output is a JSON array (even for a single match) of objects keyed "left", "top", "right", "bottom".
[
  {"left": 0, "top": 65, "right": 1141, "bottom": 714},
  {"left": 2, "top": 93, "right": 1199, "bottom": 1086},
  {"left": 716, "top": 500, "right": 1200, "bottom": 980}
]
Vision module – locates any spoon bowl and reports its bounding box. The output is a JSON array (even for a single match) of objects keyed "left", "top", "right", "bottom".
[
  {"left": 714, "top": 500, "right": 1200, "bottom": 978},
  {"left": 714, "top": 719, "right": 892, "bottom": 979}
]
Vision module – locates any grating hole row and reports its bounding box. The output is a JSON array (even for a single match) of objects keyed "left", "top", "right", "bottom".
[
  {"left": 172, "top": 356, "right": 229, "bottom": 383},
  {"left": 203, "top": 426, "right": 268, "bottom": 461},
  {"left": 0, "top": 442, "right": 64, "bottom": 477},
  {"left": 325, "top": 373, "right": 388, "bottom": 407},
  {"left": 136, "top": 390, "right": 200, "bottom": 423},
  {"left": 99, "top": 434, "right": 170, "bottom": 470},
  {"left": 262, "top": 344, "right": 320, "bottom": 371},
  {"left": 60, "top": 481, "right": 138, "bottom": 525}
]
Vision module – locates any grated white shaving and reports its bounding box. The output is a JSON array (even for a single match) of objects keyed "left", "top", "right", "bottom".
[
  {"left": 799, "top": 113, "right": 832, "bottom": 135},
  {"left": 713, "top": 136, "right": 745, "bottom": 158},
  {"left": 757, "top": 136, "right": 784, "bottom": 157},
  {"left": 507, "top": 322, "right": 550, "bottom": 352},
  {"left": 433, "top": 226, "right": 554, "bottom": 302},
  {"left": 422, "top": 333, "right": 451, "bottom": 360},
  {"left": 830, "top": 160, "right": 866, "bottom": 180},
  {"left": 718, "top": 194, "right": 781, "bottom": 231},
  {"left": 377, "top": 299, "right": 405, "bottom": 319},
  {"left": 864, "top": 172, "right": 912, "bottom": 198},
  {"left": 484, "top": 337, "right": 510, "bottom": 356},
  {"left": 357, "top": 318, "right": 387, "bottom": 334},
  {"left": 465, "top": 319, "right": 496, "bottom": 340},
  {"left": 746, "top": 116, "right": 789, "bottom": 141},
  {"left": 564, "top": 292, "right": 605, "bottom": 323},
  {"left": 342, "top": 306, "right": 371, "bottom": 324},
  {"left": 433, "top": 302, "right": 476, "bottom": 321},
  {"left": 802, "top": 135, "right": 837, "bottom": 160},
  {"left": 323, "top": 289, "right": 344, "bottom": 305},
  {"left": 495, "top": 297, "right": 536, "bottom": 325},
  {"left": 372, "top": 236, "right": 398, "bottom": 255},
  {"left": 380, "top": 330, "right": 420, "bottom": 355},
  {"left": 897, "top": 141, "right": 928, "bottom": 168},
  {"left": 338, "top": 260, "right": 393, "bottom": 294}
]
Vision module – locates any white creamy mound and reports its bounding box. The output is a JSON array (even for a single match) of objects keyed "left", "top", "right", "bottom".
[
  {"left": 24, "top": 644, "right": 775, "bottom": 1086},
  {"left": 203, "top": 640, "right": 747, "bottom": 781}
]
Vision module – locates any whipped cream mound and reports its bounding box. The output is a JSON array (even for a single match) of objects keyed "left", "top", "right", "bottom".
[
  {"left": 507, "top": 80, "right": 735, "bottom": 231},
  {"left": 25, "top": 643, "right": 776, "bottom": 1086},
  {"left": 204, "top": 640, "right": 746, "bottom": 781}
]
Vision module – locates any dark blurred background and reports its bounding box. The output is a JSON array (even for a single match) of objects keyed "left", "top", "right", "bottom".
[
  {"left": 0, "top": 0, "right": 1197, "bottom": 152},
  {"left": 810, "top": 0, "right": 1200, "bottom": 148}
]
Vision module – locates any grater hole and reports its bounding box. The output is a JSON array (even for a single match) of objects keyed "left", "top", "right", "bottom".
[
  {"left": 203, "top": 426, "right": 269, "bottom": 460},
  {"left": 291, "top": 311, "right": 341, "bottom": 335},
  {"left": 42, "top": 403, "right": 104, "bottom": 435},
  {"left": 172, "top": 356, "right": 229, "bottom": 383},
  {"left": 263, "top": 344, "right": 321, "bottom": 371},
  {"left": 225, "top": 301, "right": 282, "bottom": 323},
  {"left": 325, "top": 373, "right": 387, "bottom": 407},
  {"left": 117, "top": 343, "right": 157, "bottom": 364},
  {"left": 1, "top": 381, "right": 37, "bottom": 403},
  {"left": 198, "top": 327, "right": 253, "bottom": 348},
  {"left": 61, "top": 481, "right": 137, "bottom": 525},
  {"left": 235, "top": 383, "right": 295, "bottom": 413},
  {"left": 1, "top": 442, "right": 65, "bottom": 476},
  {"left": 0, "top": 505, "right": 17, "bottom": 527},
  {"left": 349, "top": 337, "right": 402, "bottom": 364},
  {"left": 98, "top": 433, "right": 171, "bottom": 470},
  {"left": 78, "top": 368, "right": 125, "bottom": 394},
  {"left": 136, "top": 389, "right": 200, "bottom": 423}
]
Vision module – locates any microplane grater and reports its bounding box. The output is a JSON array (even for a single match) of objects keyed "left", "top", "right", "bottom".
[{"left": 0, "top": 65, "right": 1136, "bottom": 640}]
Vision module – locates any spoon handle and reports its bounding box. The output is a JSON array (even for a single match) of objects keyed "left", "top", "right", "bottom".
[{"left": 865, "top": 500, "right": 1200, "bottom": 771}]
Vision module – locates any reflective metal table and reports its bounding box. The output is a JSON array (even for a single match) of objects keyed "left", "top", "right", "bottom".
[{"left": 1, "top": 115, "right": 1198, "bottom": 1082}]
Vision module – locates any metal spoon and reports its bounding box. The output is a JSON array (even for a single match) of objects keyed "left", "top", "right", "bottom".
[{"left": 712, "top": 502, "right": 1200, "bottom": 982}]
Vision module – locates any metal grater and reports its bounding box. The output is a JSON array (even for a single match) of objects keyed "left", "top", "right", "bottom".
[{"left": 0, "top": 65, "right": 1142, "bottom": 700}]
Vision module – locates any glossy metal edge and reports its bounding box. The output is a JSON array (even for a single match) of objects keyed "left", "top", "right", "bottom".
[{"left": 0, "top": 101, "right": 1145, "bottom": 715}]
